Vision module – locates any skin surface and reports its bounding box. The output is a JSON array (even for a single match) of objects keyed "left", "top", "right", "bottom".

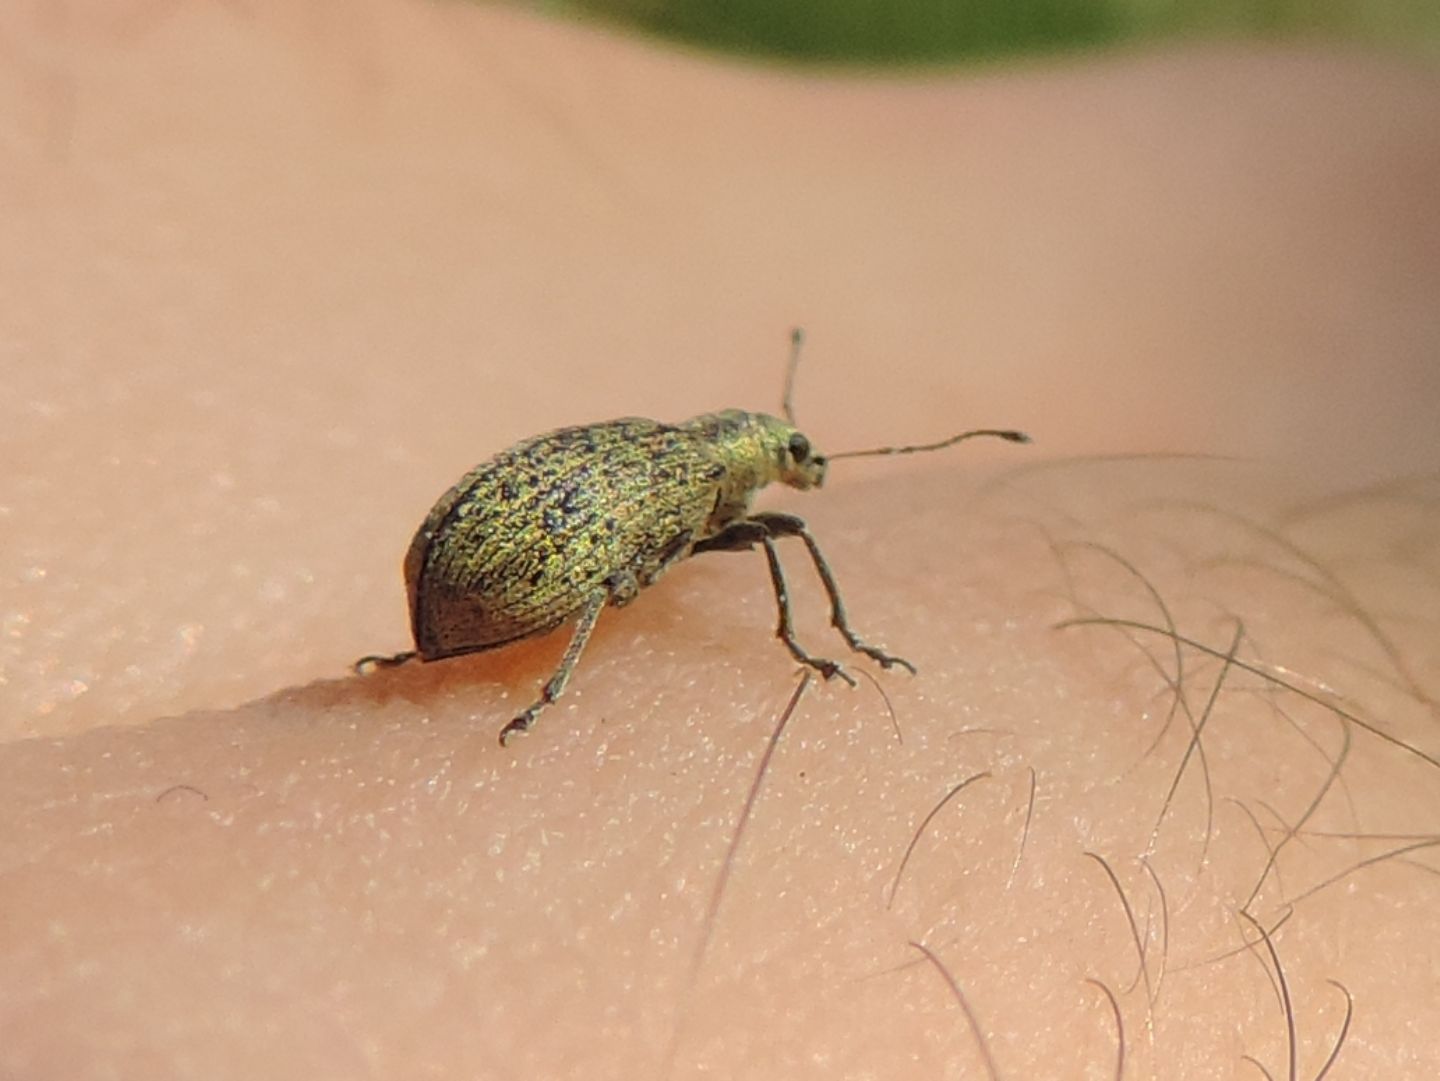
[{"left": 3, "top": 3, "right": 1440, "bottom": 1078}]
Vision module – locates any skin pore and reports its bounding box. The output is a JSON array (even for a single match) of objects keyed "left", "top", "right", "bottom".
[{"left": 3, "top": 3, "right": 1439, "bottom": 1078}]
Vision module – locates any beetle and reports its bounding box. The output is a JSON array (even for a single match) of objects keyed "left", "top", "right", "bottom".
[{"left": 356, "top": 330, "right": 1029, "bottom": 744}]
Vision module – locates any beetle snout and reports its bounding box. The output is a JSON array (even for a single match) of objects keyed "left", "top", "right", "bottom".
[{"left": 789, "top": 455, "right": 826, "bottom": 490}]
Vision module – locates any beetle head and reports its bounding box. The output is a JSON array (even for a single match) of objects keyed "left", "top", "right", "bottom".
[
  {"left": 765, "top": 414, "right": 828, "bottom": 491},
  {"left": 726, "top": 410, "right": 828, "bottom": 491},
  {"left": 679, "top": 409, "right": 828, "bottom": 495}
]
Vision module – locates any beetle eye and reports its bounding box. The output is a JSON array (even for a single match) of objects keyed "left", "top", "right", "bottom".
[{"left": 788, "top": 433, "right": 811, "bottom": 463}]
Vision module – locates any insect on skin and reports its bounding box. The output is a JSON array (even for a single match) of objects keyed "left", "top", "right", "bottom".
[{"left": 356, "top": 330, "right": 1030, "bottom": 745}]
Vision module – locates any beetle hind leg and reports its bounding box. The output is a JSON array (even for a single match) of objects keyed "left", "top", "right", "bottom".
[{"left": 354, "top": 650, "right": 419, "bottom": 674}]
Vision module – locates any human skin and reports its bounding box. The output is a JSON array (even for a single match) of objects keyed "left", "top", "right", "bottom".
[{"left": 3, "top": 2, "right": 1440, "bottom": 1078}]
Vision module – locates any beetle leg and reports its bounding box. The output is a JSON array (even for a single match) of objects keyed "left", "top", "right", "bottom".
[
  {"left": 758, "top": 533, "right": 857, "bottom": 686},
  {"left": 499, "top": 589, "right": 607, "bottom": 745},
  {"left": 695, "top": 520, "right": 855, "bottom": 686},
  {"left": 748, "top": 511, "right": 917, "bottom": 675},
  {"left": 641, "top": 528, "right": 694, "bottom": 587},
  {"left": 354, "top": 650, "right": 418, "bottom": 673},
  {"left": 692, "top": 519, "right": 766, "bottom": 553},
  {"left": 607, "top": 569, "right": 641, "bottom": 607}
]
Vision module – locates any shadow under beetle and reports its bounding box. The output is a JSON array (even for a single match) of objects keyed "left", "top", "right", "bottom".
[{"left": 356, "top": 330, "right": 1030, "bottom": 744}]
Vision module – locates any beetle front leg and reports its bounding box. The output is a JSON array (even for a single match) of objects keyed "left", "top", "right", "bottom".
[
  {"left": 695, "top": 521, "right": 855, "bottom": 686},
  {"left": 748, "top": 511, "right": 917, "bottom": 675}
]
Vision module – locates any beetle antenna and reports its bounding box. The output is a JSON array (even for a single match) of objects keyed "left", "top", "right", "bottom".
[
  {"left": 781, "top": 327, "right": 804, "bottom": 425},
  {"left": 829, "top": 428, "right": 1031, "bottom": 460}
]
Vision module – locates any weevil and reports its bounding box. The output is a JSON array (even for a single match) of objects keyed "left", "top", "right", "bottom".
[{"left": 356, "top": 331, "right": 1029, "bottom": 744}]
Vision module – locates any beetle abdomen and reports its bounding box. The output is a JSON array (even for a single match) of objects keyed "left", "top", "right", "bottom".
[{"left": 405, "top": 419, "right": 718, "bottom": 660}]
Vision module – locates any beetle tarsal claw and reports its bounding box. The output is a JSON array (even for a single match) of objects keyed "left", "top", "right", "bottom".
[
  {"left": 353, "top": 650, "right": 418, "bottom": 674},
  {"left": 865, "top": 648, "right": 917, "bottom": 675},
  {"left": 498, "top": 715, "right": 534, "bottom": 746},
  {"left": 812, "top": 659, "right": 857, "bottom": 687}
]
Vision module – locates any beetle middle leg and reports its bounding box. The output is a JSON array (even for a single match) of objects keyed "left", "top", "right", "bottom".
[
  {"left": 694, "top": 520, "right": 856, "bottom": 685},
  {"left": 498, "top": 589, "right": 607, "bottom": 746}
]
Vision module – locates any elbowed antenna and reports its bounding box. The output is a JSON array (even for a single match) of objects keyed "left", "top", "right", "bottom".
[
  {"left": 777, "top": 327, "right": 1031, "bottom": 456},
  {"left": 828, "top": 428, "right": 1031, "bottom": 461},
  {"left": 781, "top": 326, "right": 805, "bottom": 426}
]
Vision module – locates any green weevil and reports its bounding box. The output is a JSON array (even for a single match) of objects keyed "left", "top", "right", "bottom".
[{"left": 356, "top": 331, "right": 1029, "bottom": 744}]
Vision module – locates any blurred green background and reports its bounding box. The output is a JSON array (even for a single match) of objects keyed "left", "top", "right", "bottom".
[{"left": 532, "top": 0, "right": 1440, "bottom": 64}]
